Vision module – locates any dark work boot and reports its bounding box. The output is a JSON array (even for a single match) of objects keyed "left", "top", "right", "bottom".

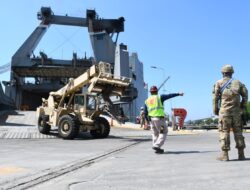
[
  {"left": 152, "top": 147, "right": 164, "bottom": 154},
  {"left": 216, "top": 151, "right": 229, "bottom": 161},
  {"left": 238, "top": 149, "right": 245, "bottom": 160}
]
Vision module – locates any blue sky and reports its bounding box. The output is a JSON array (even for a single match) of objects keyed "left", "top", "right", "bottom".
[{"left": 0, "top": 0, "right": 249, "bottom": 120}]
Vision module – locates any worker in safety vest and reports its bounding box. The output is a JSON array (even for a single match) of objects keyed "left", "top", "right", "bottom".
[{"left": 144, "top": 85, "right": 184, "bottom": 154}]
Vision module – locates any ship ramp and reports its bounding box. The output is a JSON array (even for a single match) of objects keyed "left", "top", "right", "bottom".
[
  {"left": 0, "top": 111, "right": 56, "bottom": 139},
  {"left": 0, "top": 111, "right": 37, "bottom": 127}
]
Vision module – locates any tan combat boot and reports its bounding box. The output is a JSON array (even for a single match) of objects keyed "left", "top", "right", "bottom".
[
  {"left": 217, "top": 151, "right": 229, "bottom": 161},
  {"left": 238, "top": 149, "right": 245, "bottom": 160}
]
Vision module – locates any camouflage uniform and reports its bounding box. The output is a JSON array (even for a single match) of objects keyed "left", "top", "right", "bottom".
[
  {"left": 139, "top": 109, "right": 145, "bottom": 128},
  {"left": 213, "top": 65, "right": 248, "bottom": 161}
]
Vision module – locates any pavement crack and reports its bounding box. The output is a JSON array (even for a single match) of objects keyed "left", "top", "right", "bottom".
[
  {"left": 68, "top": 174, "right": 104, "bottom": 190},
  {"left": 67, "top": 180, "right": 89, "bottom": 189}
]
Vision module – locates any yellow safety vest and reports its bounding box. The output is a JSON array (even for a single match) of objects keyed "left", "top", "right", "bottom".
[{"left": 145, "top": 95, "right": 164, "bottom": 117}]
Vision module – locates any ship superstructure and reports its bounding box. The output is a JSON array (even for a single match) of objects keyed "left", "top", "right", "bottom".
[{"left": 1, "top": 7, "right": 147, "bottom": 121}]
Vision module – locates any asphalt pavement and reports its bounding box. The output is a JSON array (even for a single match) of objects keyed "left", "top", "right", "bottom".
[
  {"left": 1, "top": 111, "right": 250, "bottom": 190},
  {"left": 28, "top": 131, "right": 250, "bottom": 190}
]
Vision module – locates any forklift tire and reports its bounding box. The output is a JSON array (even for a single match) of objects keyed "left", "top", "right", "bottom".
[
  {"left": 58, "top": 115, "right": 79, "bottom": 140},
  {"left": 90, "top": 117, "right": 110, "bottom": 138},
  {"left": 38, "top": 115, "right": 51, "bottom": 134}
]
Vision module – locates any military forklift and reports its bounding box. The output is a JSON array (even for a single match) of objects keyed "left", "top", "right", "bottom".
[{"left": 36, "top": 62, "right": 136, "bottom": 139}]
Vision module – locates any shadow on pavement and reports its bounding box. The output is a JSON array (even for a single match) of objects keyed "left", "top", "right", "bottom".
[
  {"left": 73, "top": 134, "right": 150, "bottom": 142},
  {"left": 165, "top": 150, "right": 216, "bottom": 154},
  {"left": 0, "top": 123, "right": 35, "bottom": 127},
  {"left": 229, "top": 158, "right": 250, "bottom": 162}
]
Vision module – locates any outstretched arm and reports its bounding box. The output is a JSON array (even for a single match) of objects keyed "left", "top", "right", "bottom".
[{"left": 161, "top": 92, "right": 184, "bottom": 102}]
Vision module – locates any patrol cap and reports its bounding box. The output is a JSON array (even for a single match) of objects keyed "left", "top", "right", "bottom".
[{"left": 221, "top": 64, "right": 234, "bottom": 73}]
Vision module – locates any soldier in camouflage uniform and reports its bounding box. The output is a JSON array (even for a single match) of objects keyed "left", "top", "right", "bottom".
[{"left": 213, "top": 65, "right": 248, "bottom": 161}]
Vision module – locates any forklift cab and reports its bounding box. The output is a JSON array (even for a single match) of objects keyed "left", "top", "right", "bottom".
[{"left": 74, "top": 93, "right": 97, "bottom": 117}]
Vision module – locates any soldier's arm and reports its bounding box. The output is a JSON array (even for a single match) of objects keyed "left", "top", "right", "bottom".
[
  {"left": 240, "top": 84, "right": 248, "bottom": 109},
  {"left": 212, "top": 83, "right": 220, "bottom": 115}
]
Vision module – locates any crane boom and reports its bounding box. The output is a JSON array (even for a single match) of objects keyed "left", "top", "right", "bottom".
[
  {"left": 50, "top": 62, "right": 131, "bottom": 99},
  {"left": 158, "top": 76, "right": 170, "bottom": 91}
]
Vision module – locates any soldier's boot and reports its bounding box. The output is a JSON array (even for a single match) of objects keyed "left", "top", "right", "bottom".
[
  {"left": 216, "top": 151, "right": 229, "bottom": 161},
  {"left": 238, "top": 149, "right": 245, "bottom": 160}
]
